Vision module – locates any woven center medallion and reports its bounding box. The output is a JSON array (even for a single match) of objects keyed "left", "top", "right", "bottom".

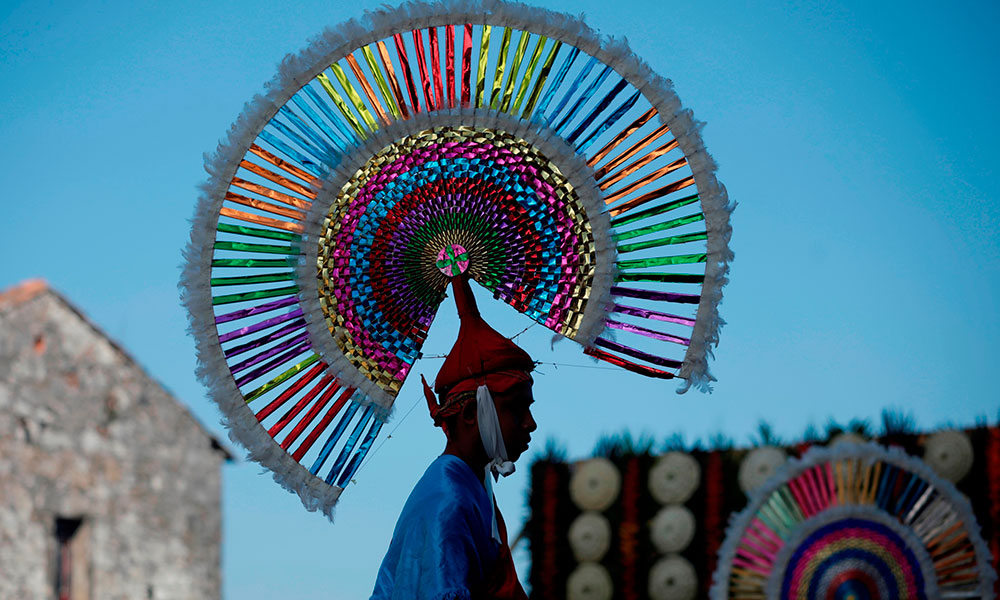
[
  {"left": 436, "top": 244, "right": 470, "bottom": 277},
  {"left": 315, "top": 126, "right": 595, "bottom": 397}
]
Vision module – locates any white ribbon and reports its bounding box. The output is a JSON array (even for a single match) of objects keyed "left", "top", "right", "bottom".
[{"left": 477, "top": 384, "right": 514, "bottom": 543}]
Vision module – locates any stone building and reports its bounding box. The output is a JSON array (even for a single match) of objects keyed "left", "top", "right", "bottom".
[{"left": 0, "top": 280, "right": 231, "bottom": 599}]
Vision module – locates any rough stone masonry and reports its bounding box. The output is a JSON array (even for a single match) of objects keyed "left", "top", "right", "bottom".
[{"left": 0, "top": 280, "right": 230, "bottom": 600}]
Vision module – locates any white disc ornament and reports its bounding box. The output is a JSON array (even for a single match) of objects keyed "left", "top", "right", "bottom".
[
  {"left": 650, "top": 505, "right": 696, "bottom": 554},
  {"left": 570, "top": 458, "right": 622, "bottom": 511},
  {"left": 738, "top": 446, "right": 787, "bottom": 494},
  {"left": 923, "top": 430, "right": 974, "bottom": 482},
  {"left": 569, "top": 512, "right": 613, "bottom": 562},
  {"left": 648, "top": 555, "right": 698, "bottom": 600},
  {"left": 567, "top": 563, "right": 614, "bottom": 600},
  {"left": 648, "top": 452, "right": 701, "bottom": 504}
]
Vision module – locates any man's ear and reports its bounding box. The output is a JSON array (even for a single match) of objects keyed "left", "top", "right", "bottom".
[{"left": 459, "top": 396, "right": 478, "bottom": 426}]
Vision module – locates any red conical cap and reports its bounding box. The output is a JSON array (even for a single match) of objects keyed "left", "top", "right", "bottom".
[{"left": 433, "top": 274, "right": 534, "bottom": 399}]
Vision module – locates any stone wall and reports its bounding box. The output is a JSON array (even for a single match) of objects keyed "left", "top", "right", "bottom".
[{"left": 0, "top": 284, "right": 226, "bottom": 600}]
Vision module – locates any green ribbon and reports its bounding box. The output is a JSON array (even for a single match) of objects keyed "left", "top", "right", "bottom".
[
  {"left": 499, "top": 30, "right": 531, "bottom": 112},
  {"left": 317, "top": 72, "right": 367, "bottom": 140},
  {"left": 617, "top": 231, "right": 707, "bottom": 254},
  {"left": 210, "top": 272, "right": 295, "bottom": 287},
  {"left": 211, "top": 285, "right": 299, "bottom": 306},
  {"left": 610, "top": 193, "right": 699, "bottom": 228},
  {"left": 490, "top": 27, "right": 513, "bottom": 109},
  {"left": 244, "top": 354, "right": 320, "bottom": 403},
  {"left": 217, "top": 222, "right": 301, "bottom": 242},
  {"left": 362, "top": 45, "right": 400, "bottom": 119},
  {"left": 614, "top": 213, "right": 704, "bottom": 243},
  {"left": 213, "top": 241, "right": 301, "bottom": 255},
  {"left": 616, "top": 253, "right": 707, "bottom": 270},
  {"left": 211, "top": 258, "right": 297, "bottom": 268},
  {"left": 510, "top": 35, "right": 547, "bottom": 114}
]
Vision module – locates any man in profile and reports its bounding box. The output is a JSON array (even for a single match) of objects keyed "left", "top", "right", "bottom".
[{"left": 371, "top": 274, "right": 536, "bottom": 599}]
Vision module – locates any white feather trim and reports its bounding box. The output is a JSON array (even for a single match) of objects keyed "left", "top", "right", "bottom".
[{"left": 180, "top": 151, "right": 345, "bottom": 520}]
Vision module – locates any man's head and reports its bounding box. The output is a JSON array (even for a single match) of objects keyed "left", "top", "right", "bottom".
[
  {"left": 422, "top": 274, "right": 537, "bottom": 468},
  {"left": 431, "top": 376, "right": 537, "bottom": 462}
]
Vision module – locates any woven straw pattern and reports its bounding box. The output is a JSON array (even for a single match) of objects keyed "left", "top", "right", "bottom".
[{"left": 316, "top": 126, "right": 594, "bottom": 396}]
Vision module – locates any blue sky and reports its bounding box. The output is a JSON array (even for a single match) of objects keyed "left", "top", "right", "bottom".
[{"left": 1, "top": 1, "right": 998, "bottom": 598}]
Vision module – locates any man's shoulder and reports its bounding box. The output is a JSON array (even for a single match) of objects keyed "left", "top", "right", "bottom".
[
  {"left": 406, "top": 455, "right": 490, "bottom": 521},
  {"left": 417, "top": 455, "right": 480, "bottom": 489}
]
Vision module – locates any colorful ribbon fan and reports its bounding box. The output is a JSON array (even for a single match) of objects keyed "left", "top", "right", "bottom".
[
  {"left": 710, "top": 443, "right": 996, "bottom": 600},
  {"left": 181, "top": 0, "right": 732, "bottom": 517}
]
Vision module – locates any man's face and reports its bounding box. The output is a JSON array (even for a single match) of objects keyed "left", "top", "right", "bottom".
[{"left": 491, "top": 381, "right": 537, "bottom": 462}]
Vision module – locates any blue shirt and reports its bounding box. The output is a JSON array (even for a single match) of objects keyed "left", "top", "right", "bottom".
[{"left": 371, "top": 455, "right": 499, "bottom": 600}]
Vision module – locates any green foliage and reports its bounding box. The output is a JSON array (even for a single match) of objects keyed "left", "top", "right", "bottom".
[
  {"left": 752, "top": 420, "right": 780, "bottom": 447},
  {"left": 538, "top": 409, "right": 995, "bottom": 465},
  {"left": 847, "top": 418, "right": 872, "bottom": 436},
  {"left": 824, "top": 417, "right": 872, "bottom": 440},
  {"left": 881, "top": 408, "right": 916, "bottom": 435},
  {"left": 707, "top": 431, "right": 734, "bottom": 451},
  {"left": 660, "top": 431, "right": 687, "bottom": 452},
  {"left": 537, "top": 437, "right": 567, "bottom": 462},
  {"left": 592, "top": 430, "right": 655, "bottom": 458}
]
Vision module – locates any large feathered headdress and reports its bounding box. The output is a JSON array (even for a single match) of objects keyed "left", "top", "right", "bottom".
[{"left": 181, "top": 0, "right": 733, "bottom": 518}]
